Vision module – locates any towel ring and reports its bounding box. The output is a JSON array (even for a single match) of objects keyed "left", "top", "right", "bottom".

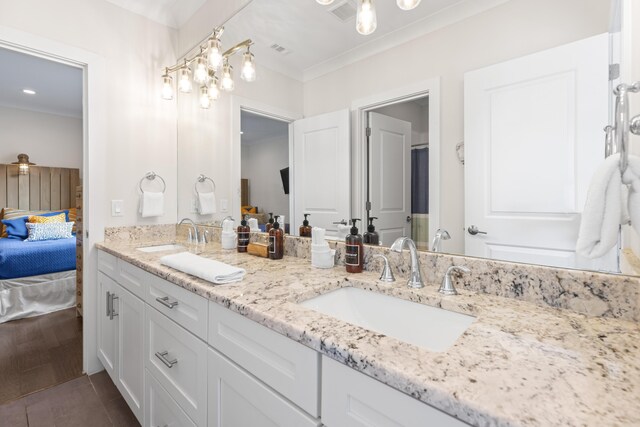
[
  {"left": 194, "top": 174, "right": 216, "bottom": 195},
  {"left": 139, "top": 172, "right": 166, "bottom": 194}
]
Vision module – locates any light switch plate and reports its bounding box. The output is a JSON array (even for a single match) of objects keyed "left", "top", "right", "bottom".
[
  {"left": 220, "top": 199, "right": 228, "bottom": 212},
  {"left": 111, "top": 200, "right": 124, "bottom": 217}
]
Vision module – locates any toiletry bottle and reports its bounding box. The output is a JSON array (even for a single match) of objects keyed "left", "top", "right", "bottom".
[
  {"left": 237, "top": 215, "right": 250, "bottom": 253},
  {"left": 268, "top": 215, "right": 284, "bottom": 260},
  {"left": 363, "top": 217, "right": 379, "bottom": 245},
  {"left": 265, "top": 212, "right": 274, "bottom": 233},
  {"left": 345, "top": 218, "right": 364, "bottom": 273},
  {"left": 299, "top": 214, "right": 312, "bottom": 238}
]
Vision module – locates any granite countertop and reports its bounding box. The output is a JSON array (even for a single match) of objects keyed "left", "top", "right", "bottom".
[{"left": 96, "top": 240, "right": 640, "bottom": 427}]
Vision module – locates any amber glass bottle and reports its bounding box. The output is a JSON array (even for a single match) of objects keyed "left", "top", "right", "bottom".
[
  {"left": 237, "top": 215, "right": 250, "bottom": 253},
  {"left": 363, "top": 217, "right": 379, "bottom": 245},
  {"left": 265, "top": 212, "right": 274, "bottom": 233},
  {"left": 345, "top": 218, "right": 363, "bottom": 273},
  {"left": 268, "top": 215, "right": 284, "bottom": 260},
  {"left": 299, "top": 213, "right": 312, "bottom": 238}
]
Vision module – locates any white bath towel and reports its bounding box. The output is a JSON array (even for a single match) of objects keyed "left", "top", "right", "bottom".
[
  {"left": 139, "top": 192, "right": 164, "bottom": 218},
  {"left": 577, "top": 153, "right": 640, "bottom": 258},
  {"left": 198, "top": 192, "right": 217, "bottom": 215},
  {"left": 160, "top": 252, "right": 246, "bottom": 284}
]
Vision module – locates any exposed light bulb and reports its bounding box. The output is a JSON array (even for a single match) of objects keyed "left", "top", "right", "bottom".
[
  {"left": 208, "top": 77, "right": 220, "bottom": 101},
  {"left": 356, "top": 0, "right": 377, "bottom": 35},
  {"left": 194, "top": 56, "right": 208, "bottom": 84},
  {"left": 396, "top": 0, "right": 421, "bottom": 10},
  {"left": 161, "top": 73, "right": 173, "bottom": 100},
  {"left": 199, "top": 86, "right": 211, "bottom": 109},
  {"left": 178, "top": 65, "right": 192, "bottom": 93},
  {"left": 220, "top": 61, "right": 234, "bottom": 92},
  {"left": 240, "top": 50, "right": 256, "bottom": 82},
  {"left": 316, "top": 0, "right": 335, "bottom": 4},
  {"left": 207, "top": 37, "right": 223, "bottom": 69}
]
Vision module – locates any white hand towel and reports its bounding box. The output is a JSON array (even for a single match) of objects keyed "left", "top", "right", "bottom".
[
  {"left": 160, "top": 252, "right": 246, "bottom": 284},
  {"left": 577, "top": 153, "right": 640, "bottom": 258},
  {"left": 198, "top": 191, "right": 217, "bottom": 215},
  {"left": 139, "top": 192, "right": 164, "bottom": 218}
]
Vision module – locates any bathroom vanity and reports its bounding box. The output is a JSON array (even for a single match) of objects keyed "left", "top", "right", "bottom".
[{"left": 95, "top": 235, "right": 639, "bottom": 427}]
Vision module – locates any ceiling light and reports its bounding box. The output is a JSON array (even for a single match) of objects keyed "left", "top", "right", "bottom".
[
  {"left": 12, "top": 153, "right": 35, "bottom": 175},
  {"left": 220, "top": 60, "right": 235, "bottom": 92},
  {"left": 356, "top": 0, "right": 377, "bottom": 35},
  {"left": 199, "top": 86, "right": 211, "bottom": 109},
  {"left": 161, "top": 70, "right": 174, "bottom": 100},
  {"left": 241, "top": 49, "right": 256, "bottom": 82},
  {"left": 178, "top": 63, "right": 192, "bottom": 93},
  {"left": 22, "top": 89, "right": 36, "bottom": 95},
  {"left": 316, "top": 0, "right": 335, "bottom": 4},
  {"left": 207, "top": 37, "right": 223, "bottom": 69},
  {"left": 194, "top": 55, "right": 209, "bottom": 84},
  {"left": 397, "top": 0, "right": 421, "bottom": 10}
]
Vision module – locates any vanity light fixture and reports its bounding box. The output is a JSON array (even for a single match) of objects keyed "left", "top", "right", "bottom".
[
  {"left": 12, "top": 153, "right": 35, "bottom": 175},
  {"left": 316, "top": 0, "right": 335, "bottom": 4},
  {"left": 397, "top": 0, "right": 421, "bottom": 10},
  {"left": 160, "top": 26, "right": 255, "bottom": 109},
  {"left": 22, "top": 89, "right": 36, "bottom": 95},
  {"left": 356, "top": 0, "right": 377, "bottom": 35}
]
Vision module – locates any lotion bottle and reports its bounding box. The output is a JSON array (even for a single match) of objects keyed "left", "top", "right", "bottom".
[
  {"left": 345, "top": 218, "right": 364, "bottom": 273},
  {"left": 237, "top": 215, "right": 250, "bottom": 253},
  {"left": 265, "top": 212, "right": 274, "bottom": 233},
  {"left": 363, "top": 217, "right": 380, "bottom": 245},
  {"left": 268, "top": 215, "right": 284, "bottom": 260},
  {"left": 299, "top": 214, "right": 312, "bottom": 238}
]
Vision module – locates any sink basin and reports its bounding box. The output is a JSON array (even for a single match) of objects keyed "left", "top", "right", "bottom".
[
  {"left": 299, "top": 287, "right": 475, "bottom": 352},
  {"left": 137, "top": 244, "right": 185, "bottom": 253}
]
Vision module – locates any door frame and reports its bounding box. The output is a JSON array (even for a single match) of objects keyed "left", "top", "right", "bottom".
[
  {"left": 230, "top": 96, "right": 302, "bottom": 224},
  {"left": 351, "top": 77, "right": 441, "bottom": 243},
  {"left": 0, "top": 26, "right": 108, "bottom": 374}
]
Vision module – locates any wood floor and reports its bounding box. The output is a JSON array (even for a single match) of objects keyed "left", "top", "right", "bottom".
[{"left": 0, "top": 308, "right": 83, "bottom": 404}]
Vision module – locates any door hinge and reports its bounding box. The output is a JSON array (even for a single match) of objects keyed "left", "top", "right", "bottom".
[
  {"left": 85, "top": 230, "right": 89, "bottom": 239},
  {"left": 365, "top": 201, "right": 372, "bottom": 211},
  {"left": 366, "top": 127, "right": 371, "bottom": 137},
  {"left": 609, "top": 63, "right": 620, "bottom": 81}
]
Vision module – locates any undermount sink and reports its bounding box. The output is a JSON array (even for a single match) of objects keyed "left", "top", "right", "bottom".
[
  {"left": 299, "top": 287, "right": 475, "bottom": 352},
  {"left": 136, "top": 244, "right": 185, "bottom": 253}
]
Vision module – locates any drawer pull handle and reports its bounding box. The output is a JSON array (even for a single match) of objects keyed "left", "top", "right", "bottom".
[
  {"left": 156, "top": 296, "right": 179, "bottom": 309},
  {"left": 110, "top": 294, "right": 119, "bottom": 320},
  {"left": 155, "top": 351, "right": 178, "bottom": 368}
]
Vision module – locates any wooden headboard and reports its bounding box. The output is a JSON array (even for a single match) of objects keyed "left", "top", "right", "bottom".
[{"left": 0, "top": 164, "right": 80, "bottom": 211}]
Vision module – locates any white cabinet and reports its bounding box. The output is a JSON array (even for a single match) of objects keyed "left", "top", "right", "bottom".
[
  {"left": 145, "top": 369, "right": 197, "bottom": 427},
  {"left": 97, "top": 272, "right": 117, "bottom": 377},
  {"left": 208, "top": 348, "right": 321, "bottom": 427},
  {"left": 322, "top": 356, "right": 468, "bottom": 427}
]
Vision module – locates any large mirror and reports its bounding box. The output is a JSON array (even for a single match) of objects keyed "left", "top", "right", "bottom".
[{"left": 177, "top": 0, "right": 633, "bottom": 274}]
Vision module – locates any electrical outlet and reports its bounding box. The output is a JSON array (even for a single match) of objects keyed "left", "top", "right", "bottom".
[
  {"left": 111, "top": 200, "right": 124, "bottom": 217},
  {"left": 220, "top": 199, "right": 228, "bottom": 212}
]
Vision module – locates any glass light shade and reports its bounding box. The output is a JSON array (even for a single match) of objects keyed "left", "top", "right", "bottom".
[
  {"left": 396, "top": 0, "right": 421, "bottom": 10},
  {"left": 316, "top": 0, "right": 335, "bottom": 4},
  {"left": 208, "top": 38, "right": 223, "bottom": 69},
  {"left": 199, "top": 86, "right": 211, "bottom": 109},
  {"left": 18, "top": 163, "right": 29, "bottom": 175},
  {"left": 194, "top": 56, "right": 208, "bottom": 84},
  {"left": 161, "top": 75, "right": 173, "bottom": 100},
  {"left": 13, "top": 154, "right": 34, "bottom": 175},
  {"left": 241, "top": 51, "right": 256, "bottom": 82},
  {"left": 178, "top": 66, "right": 192, "bottom": 93},
  {"left": 356, "top": 0, "right": 377, "bottom": 35},
  {"left": 208, "top": 79, "right": 220, "bottom": 101},
  {"left": 220, "top": 62, "right": 234, "bottom": 91}
]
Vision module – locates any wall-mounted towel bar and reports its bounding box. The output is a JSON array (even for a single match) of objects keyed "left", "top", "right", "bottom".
[
  {"left": 194, "top": 174, "right": 216, "bottom": 194},
  {"left": 139, "top": 171, "right": 166, "bottom": 194}
]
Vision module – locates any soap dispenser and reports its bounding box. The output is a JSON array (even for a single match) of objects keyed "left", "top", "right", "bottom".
[
  {"left": 237, "top": 215, "right": 250, "bottom": 253},
  {"left": 221, "top": 217, "right": 236, "bottom": 250},
  {"left": 299, "top": 214, "right": 312, "bottom": 238},
  {"left": 268, "top": 215, "right": 284, "bottom": 260},
  {"left": 363, "top": 217, "right": 379, "bottom": 245},
  {"left": 265, "top": 212, "right": 275, "bottom": 233},
  {"left": 345, "top": 218, "right": 364, "bottom": 273}
]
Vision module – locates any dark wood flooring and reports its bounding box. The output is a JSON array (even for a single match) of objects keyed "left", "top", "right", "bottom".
[
  {"left": 0, "top": 372, "right": 140, "bottom": 426},
  {"left": 0, "top": 308, "right": 83, "bottom": 404}
]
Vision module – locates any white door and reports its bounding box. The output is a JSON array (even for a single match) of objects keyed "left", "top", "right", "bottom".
[
  {"left": 97, "top": 272, "right": 117, "bottom": 377},
  {"left": 464, "top": 33, "right": 613, "bottom": 270},
  {"left": 292, "top": 109, "right": 350, "bottom": 236},
  {"left": 368, "top": 112, "right": 412, "bottom": 246}
]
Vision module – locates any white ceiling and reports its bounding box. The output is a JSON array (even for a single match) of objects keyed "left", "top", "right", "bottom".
[
  {"left": 0, "top": 47, "right": 83, "bottom": 118},
  {"left": 241, "top": 110, "right": 289, "bottom": 145},
  {"left": 103, "top": 0, "right": 206, "bottom": 29}
]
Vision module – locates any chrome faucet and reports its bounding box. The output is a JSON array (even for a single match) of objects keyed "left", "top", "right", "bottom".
[
  {"left": 431, "top": 228, "right": 451, "bottom": 252},
  {"left": 439, "top": 266, "right": 470, "bottom": 295},
  {"left": 178, "top": 218, "right": 198, "bottom": 244},
  {"left": 390, "top": 237, "right": 424, "bottom": 289}
]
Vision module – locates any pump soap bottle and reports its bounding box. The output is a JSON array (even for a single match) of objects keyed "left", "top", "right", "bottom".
[
  {"left": 299, "top": 214, "right": 312, "bottom": 238},
  {"left": 345, "top": 218, "right": 364, "bottom": 273},
  {"left": 237, "top": 215, "right": 250, "bottom": 253},
  {"left": 363, "top": 217, "right": 380, "bottom": 245},
  {"left": 268, "top": 215, "right": 284, "bottom": 260},
  {"left": 265, "top": 213, "right": 275, "bottom": 233}
]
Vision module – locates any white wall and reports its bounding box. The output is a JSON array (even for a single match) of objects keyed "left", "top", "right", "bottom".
[
  {"left": 302, "top": 0, "right": 610, "bottom": 253},
  {"left": 0, "top": 0, "right": 178, "bottom": 227},
  {"left": 373, "top": 101, "right": 429, "bottom": 146},
  {"left": 0, "top": 106, "right": 83, "bottom": 172},
  {"left": 241, "top": 135, "right": 290, "bottom": 220}
]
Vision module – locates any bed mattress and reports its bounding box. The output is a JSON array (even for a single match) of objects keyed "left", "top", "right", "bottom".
[{"left": 0, "top": 237, "right": 76, "bottom": 279}]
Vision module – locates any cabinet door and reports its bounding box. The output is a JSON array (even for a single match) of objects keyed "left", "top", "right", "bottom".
[
  {"left": 97, "top": 272, "right": 117, "bottom": 377},
  {"left": 145, "top": 369, "right": 196, "bottom": 427},
  {"left": 115, "top": 284, "right": 144, "bottom": 424},
  {"left": 208, "top": 348, "right": 320, "bottom": 427}
]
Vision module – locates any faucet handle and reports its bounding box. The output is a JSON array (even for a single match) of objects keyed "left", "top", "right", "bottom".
[
  {"left": 187, "top": 229, "right": 193, "bottom": 244},
  {"left": 201, "top": 230, "right": 209, "bottom": 244},
  {"left": 439, "top": 265, "right": 470, "bottom": 295},
  {"left": 373, "top": 255, "right": 395, "bottom": 283}
]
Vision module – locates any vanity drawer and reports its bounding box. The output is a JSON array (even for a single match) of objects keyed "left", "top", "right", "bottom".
[
  {"left": 145, "top": 369, "right": 196, "bottom": 427},
  {"left": 117, "top": 259, "right": 149, "bottom": 299},
  {"left": 97, "top": 250, "right": 118, "bottom": 280},
  {"left": 208, "top": 302, "right": 320, "bottom": 417},
  {"left": 145, "top": 273, "right": 208, "bottom": 340},
  {"left": 145, "top": 306, "right": 207, "bottom": 426}
]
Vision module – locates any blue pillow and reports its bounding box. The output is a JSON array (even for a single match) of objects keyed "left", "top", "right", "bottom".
[{"left": 1, "top": 211, "right": 69, "bottom": 240}]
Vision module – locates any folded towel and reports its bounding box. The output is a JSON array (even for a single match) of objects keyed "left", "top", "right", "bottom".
[
  {"left": 139, "top": 192, "right": 164, "bottom": 218},
  {"left": 198, "top": 192, "right": 217, "bottom": 215},
  {"left": 160, "top": 252, "right": 246, "bottom": 284},
  {"left": 577, "top": 153, "right": 640, "bottom": 258}
]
